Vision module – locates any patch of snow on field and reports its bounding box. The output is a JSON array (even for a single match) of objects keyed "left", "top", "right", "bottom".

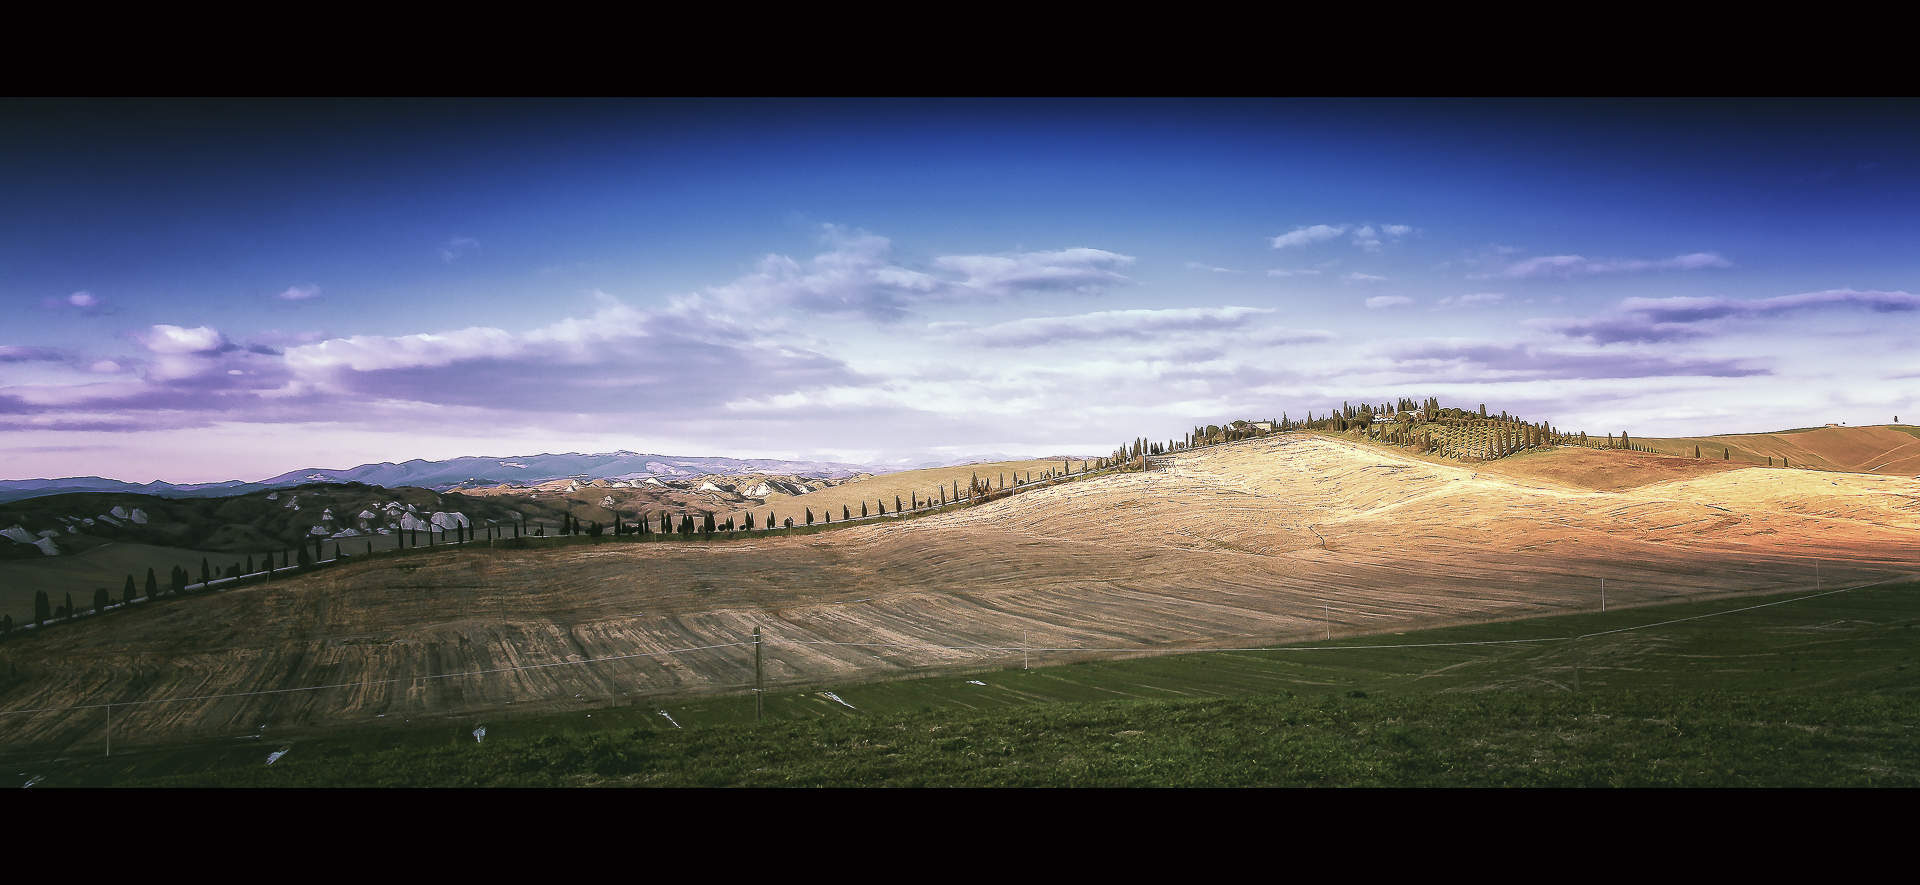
[
  {"left": 966, "top": 680, "right": 986, "bottom": 686},
  {"left": 472, "top": 725, "right": 487, "bottom": 744},
  {"left": 266, "top": 749, "right": 288, "bottom": 765}
]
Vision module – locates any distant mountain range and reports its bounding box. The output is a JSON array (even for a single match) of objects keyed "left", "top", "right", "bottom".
[{"left": 0, "top": 452, "right": 909, "bottom": 505}]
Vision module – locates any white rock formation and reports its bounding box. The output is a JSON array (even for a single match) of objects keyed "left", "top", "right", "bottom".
[
  {"left": 130, "top": 508, "right": 148, "bottom": 524},
  {"left": 34, "top": 537, "right": 58, "bottom": 555},
  {"left": 699, "top": 480, "right": 735, "bottom": 494},
  {"left": 429, "top": 511, "right": 471, "bottom": 530},
  {"left": 358, "top": 510, "right": 378, "bottom": 520},
  {"left": 600, "top": 496, "right": 617, "bottom": 508},
  {"left": 399, "top": 514, "right": 431, "bottom": 531},
  {"left": 111, "top": 506, "right": 129, "bottom": 519},
  {"left": 97, "top": 514, "right": 124, "bottom": 527},
  {"left": 309, "top": 526, "right": 329, "bottom": 536},
  {"left": 267, "top": 492, "right": 279, "bottom": 500},
  {"left": 643, "top": 477, "right": 666, "bottom": 486},
  {"left": 331, "top": 528, "right": 362, "bottom": 538},
  {"left": 1, "top": 526, "right": 33, "bottom": 544}
]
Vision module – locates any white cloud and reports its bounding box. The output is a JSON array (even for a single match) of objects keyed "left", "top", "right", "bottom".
[
  {"left": 702, "top": 228, "right": 1134, "bottom": 321},
  {"left": 943, "top": 306, "right": 1275, "bottom": 348},
  {"left": 1532, "top": 288, "right": 1920, "bottom": 344},
  {"left": 1343, "top": 273, "right": 1387, "bottom": 283},
  {"left": 89, "top": 360, "right": 125, "bottom": 374},
  {"left": 1382, "top": 224, "right": 1413, "bottom": 237},
  {"left": 1436, "top": 292, "right": 1505, "bottom": 309},
  {"left": 139, "top": 325, "right": 229, "bottom": 355},
  {"left": 1484, "top": 252, "right": 1733, "bottom": 279},
  {"left": 1271, "top": 224, "right": 1348, "bottom": 248},
  {"left": 442, "top": 236, "right": 480, "bottom": 263},
  {"left": 277, "top": 285, "right": 322, "bottom": 301},
  {"left": 41, "top": 291, "right": 111, "bottom": 314},
  {"left": 1365, "top": 296, "right": 1412, "bottom": 309},
  {"left": 1267, "top": 268, "right": 1322, "bottom": 277},
  {"left": 1185, "top": 262, "right": 1241, "bottom": 273}
]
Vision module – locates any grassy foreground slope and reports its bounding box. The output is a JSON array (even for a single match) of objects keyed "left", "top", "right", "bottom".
[{"left": 27, "top": 576, "right": 1919, "bottom": 787}]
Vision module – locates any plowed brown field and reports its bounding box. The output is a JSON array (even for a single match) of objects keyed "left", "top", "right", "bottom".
[{"left": 5, "top": 433, "right": 1918, "bottom": 753}]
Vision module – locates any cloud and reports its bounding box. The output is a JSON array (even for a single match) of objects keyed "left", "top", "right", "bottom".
[
  {"left": 41, "top": 291, "right": 113, "bottom": 315},
  {"left": 1382, "top": 224, "right": 1414, "bottom": 237},
  {"left": 1482, "top": 252, "right": 1732, "bottom": 279},
  {"left": 138, "top": 325, "right": 230, "bottom": 355},
  {"left": 1391, "top": 343, "right": 1764, "bottom": 381},
  {"left": 89, "top": 360, "right": 126, "bottom": 374},
  {"left": 1435, "top": 292, "right": 1505, "bottom": 309},
  {"left": 1365, "top": 296, "right": 1412, "bottom": 309},
  {"left": 702, "top": 228, "right": 1134, "bottom": 321},
  {"left": 1343, "top": 273, "right": 1387, "bottom": 283},
  {"left": 276, "top": 285, "right": 322, "bottom": 301},
  {"left": 1267, "top": 268, "right": 1322, "bottom": 277},
  {"left": 942, "top": 306, "right": 1276, "bottom": 348},
  {"left": 442, "top": 236, "right": 480, "bottom": 262},
  {"left": 0, "top": 345, "right": 64, "bottom": 363},
  {"left": 1271, "top": 224, "right": 1348, "bottom": 248},
  {"left": 282, "top": 297, "right": 862, "bottom": 414},
  {"left": 1533, "top": 288, "right": 1920, "bottom": 344},
  {"left": 933, "top": 247, "right": 1135, "bottom": 297},
  {"left": 1185, "top": 262, "right": 1241, "bottom": 274}
]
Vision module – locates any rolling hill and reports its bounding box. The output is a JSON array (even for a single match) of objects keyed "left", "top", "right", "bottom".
[{"left": 4, "top": 430, "right": 1916, "bottom": 754}]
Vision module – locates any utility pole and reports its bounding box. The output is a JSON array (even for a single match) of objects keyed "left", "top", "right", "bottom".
[
  {"left": 1325, "top": 604, "right": 1331, "bottom": 641},
  {"left": 1024, "top": 631, "right": 1029, "bottom": 670},
  {"left": 1601, "top": 577, "right": 1606, "bottom": 612},
  {"left": 753, "top": 627, "right": 763, "bottom": 722}
]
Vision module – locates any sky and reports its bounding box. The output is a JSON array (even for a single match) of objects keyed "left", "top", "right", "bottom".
[{"left": 4, "top": 98, "right": 1919, "bottom": 483}]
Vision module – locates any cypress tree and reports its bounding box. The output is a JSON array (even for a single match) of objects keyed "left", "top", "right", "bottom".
[
  {"left": 246, "top": 555, "right": 255, "bottom": 575},
  {"left": 144, "top": 567, "right": 157, "bottom": 598},
  {"left": 1724, "top": 448, "right": 1730, "bottom": 460},
  {"left": 895, "top": 495, "right": 903, "bottom": 512},
  {"left": 64, "top": 592, "right": 73, "bottom": 620},
  {"left": 806, "top": 507, "right": 814, "bottom": 525},
  {"left": 703, "top": 512, "right": 716, "bottom": 535},
  {"left": 842, "top": 505, "right": 850, "bottom": 520},
  {"left": 367, "top": 541, "right": 373, "bottom": 556},
  {"left": 34, "top": 590, "right": 50, "bottom": 623},
  {"left": 201, "top": 557, "right": 211, "bottom": 585},
  {"left": 745, "top": 511, "right": 756, "bottom": 530},
  {"left": 298, "top": 545, "right": 310, "bottom": 569},
  {"left": 861, "top": 501, "right": 868, "bottom": 517},
  {"left": 121, "top": 576, "right": 135, "bottom": 604}
]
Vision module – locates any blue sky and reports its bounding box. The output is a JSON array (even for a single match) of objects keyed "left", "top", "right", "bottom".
[{"left": 4, "top": 99, "right": 1918, "bottom": 482}]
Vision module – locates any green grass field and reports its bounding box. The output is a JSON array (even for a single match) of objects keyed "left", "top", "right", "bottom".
[{"left": 12, "top": 575, "right": 1918, "bottom": 786}]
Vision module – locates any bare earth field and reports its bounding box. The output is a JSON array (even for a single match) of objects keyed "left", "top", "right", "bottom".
[
  {"left": 4, "top": 433, "right": 1918, "bottom": 754},
  {"left": 1643, "top": 424, "right": 1920, "bottom": 474}
]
